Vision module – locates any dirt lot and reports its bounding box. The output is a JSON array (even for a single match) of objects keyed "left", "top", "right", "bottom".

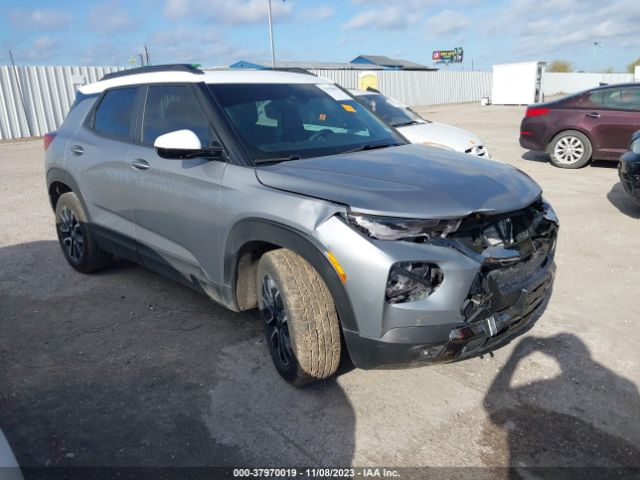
[{"left": 1, "top": 101, "right": 639, "bottom": 476}]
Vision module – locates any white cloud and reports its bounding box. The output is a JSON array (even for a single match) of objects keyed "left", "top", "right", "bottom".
[
  {"left": 148, "top": 28, "right": 256, "bottom": 66},
  {"left": 8, "top": 9, "right": 73, "bottom": 30},
  {"left": 162, "top": 0, "right": 292, "bottom": 25},
  {"left": 26, "top": 36, "right": 59, "bottom": 61},
  {"left": 424, "top": 9, "right": 469, "bottom": 35},
  {"left": 33, "top": 36, "right": 57, "bottom": 50},
  {"left": 496, "top": 0, "right": 640, "bottom": 55},
  {"left": 89, "top": 1, "right": 134, "bottom": 33},
  {"left": 343, "top": 6, "right": 421, "bottom": 31},
  {"left": 164, "top": 0, "right": 190, "bottom": 18},
  {"left": 297, "top": 5, "right": 334, "bottom": 22}
]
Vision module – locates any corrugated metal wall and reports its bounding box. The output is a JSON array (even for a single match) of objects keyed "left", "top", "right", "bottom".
[
  {"left": 1, "top": 66, "right": 637, "bottom": 140},
  {"left": 311, "top": 69, "right": 493, "bottom": 106},
  {"left": 542, "top": 72, "right": 634, "bottom": 96},
  {"left": 0, "top": 66, "right": 124, "bottom": 140},
  {"left": 0, "top": 66, "right": 493, "bottom": 140}
]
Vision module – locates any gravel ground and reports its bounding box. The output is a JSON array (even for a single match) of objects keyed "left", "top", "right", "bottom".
[{"left": 1, "top": 101, "right": 639, "bottom": 476}]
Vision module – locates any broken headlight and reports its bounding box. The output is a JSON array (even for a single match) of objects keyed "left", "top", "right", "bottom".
[
  {"left": 343, "top": 212, "right": 461, "bottom": 241},
  {"left": 386, "top": 261, "right": 443, "bottom": 303}
]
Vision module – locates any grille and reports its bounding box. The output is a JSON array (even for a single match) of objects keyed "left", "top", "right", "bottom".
[
  {"left": 620, "top": 174, "right": 634, "bottom": 195},
  {"left": 486, "top": 248, "right": 549, "bottom": 291},
  {"left": 458, "top": 199, "right": 558, "bottom": 322}
]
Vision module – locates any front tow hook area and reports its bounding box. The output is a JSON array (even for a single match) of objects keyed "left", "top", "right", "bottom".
[{"left": 482, "top": 288, "right": 529, "bottom": 338}]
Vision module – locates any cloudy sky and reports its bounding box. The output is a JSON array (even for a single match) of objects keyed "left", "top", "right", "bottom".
[{"left": 1, "top": 0, "right": 639, "bottom": 72}]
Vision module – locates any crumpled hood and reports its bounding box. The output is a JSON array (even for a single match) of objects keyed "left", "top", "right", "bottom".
[
  {"left": 255, "top": 144, "right": 542, "bottom": 218},
  {"left": 398, "top": 121, "right": 484, "bottom": 152}
]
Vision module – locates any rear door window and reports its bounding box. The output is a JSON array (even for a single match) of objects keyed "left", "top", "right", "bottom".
[
  {"left": 582, "top": 90, "right": 604, "bottom": 108},
  {"left": 142, "top": 85, "right": 215, "bottom": 146},
  {"left": 93, "top": 87, "right": 138, "bottom": 140},
  {"left": 603, "top": 88, "right": 640, "bottom": 111}
]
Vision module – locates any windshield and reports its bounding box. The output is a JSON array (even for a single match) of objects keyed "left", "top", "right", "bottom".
[
  {"left": 355, "top": 93, "right": 426, "bottom": 127},
  {"left": 208, "top": 83, "right": 405, "bottom": 163}
]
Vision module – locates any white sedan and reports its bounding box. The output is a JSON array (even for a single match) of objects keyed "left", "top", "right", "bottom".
[{"left": 350, "top": 89, "right": 490, "bottom": 158}]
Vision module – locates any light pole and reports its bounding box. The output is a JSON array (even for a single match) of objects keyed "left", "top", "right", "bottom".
[
  {"left": 592, "top": 41, "right": 602, "bottom": 72},
  {"left": 268, "top": 0, "right": 276, "bottom": 68}
]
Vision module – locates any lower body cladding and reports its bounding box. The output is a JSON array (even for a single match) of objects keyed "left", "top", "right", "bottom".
[
  {"left": 315, "top": 201, "right": 558, "bottom": 370},
  {"left": 619, "top": 152, "right": 640, "bottom": 202}
]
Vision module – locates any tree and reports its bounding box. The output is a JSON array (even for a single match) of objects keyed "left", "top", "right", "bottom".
[
  {"left": 627, "top": 58, "right": 640, "bottom": 73},
  {"left": 547, "top": 60, "right": 573, "bottom": 72}
]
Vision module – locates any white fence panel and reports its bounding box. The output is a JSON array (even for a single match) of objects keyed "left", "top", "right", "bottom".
[
  {"left": 311, "top": 69, "right": 492, "bottom": 106},
  {"left": 542, "top": 72, "right": 634, "bottom": 96},
  {"left": 0, "top": 66, "right": 124, "bottom": 140},
  {"left": 5, "top": 66, "right": 637, "bottom": 140}
]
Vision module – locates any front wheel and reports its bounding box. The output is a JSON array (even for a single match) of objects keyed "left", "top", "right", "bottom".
[
  {"left": 548, "top": 130, "right": 592, "bottom": 169},
  {"left": 257, "top": 249, "right": 341, "bottom": 386}
]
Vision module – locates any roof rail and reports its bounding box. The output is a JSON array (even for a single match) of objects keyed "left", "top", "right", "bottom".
[
  {"left": 270, "top": 67, "right": 317, "bottom": 76},
  {"left": 100, "top": 64, "right": 204, "bottom": 81}
]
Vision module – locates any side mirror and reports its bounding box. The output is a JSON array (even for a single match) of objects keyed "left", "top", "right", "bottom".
[{"left": 154, "top": 129, "right": 224, "bottom": 160}]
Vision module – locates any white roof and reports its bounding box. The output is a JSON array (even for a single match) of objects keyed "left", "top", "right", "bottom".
[
  {"left": 79, "top": 69, "right": 332, "bottom": 94},
  {"left": 349, "top": 89, "right": 372, "bottom": 96}
]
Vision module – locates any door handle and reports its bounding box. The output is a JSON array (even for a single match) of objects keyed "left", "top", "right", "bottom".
[
  {"left": 586, "top": 112, "right": 600, "bottom": 118},
  {"left": 70, "top": 145, "right": 84, "bottom": 156},
  {"left": 129, "top": 158, "right": 150, "bottom": 171}
]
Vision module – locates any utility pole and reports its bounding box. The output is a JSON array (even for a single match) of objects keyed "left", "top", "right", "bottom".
[
  {"left": 144, "top": 45, "right": 150, "bottom": 66},
  {"left": 8, "top": 50, "right": 32, "bottom": 136},
  {"left": 267, "top": 0, "right": 276, "bottom": 68},
  {"left": 592, "top": 42, "right": 602, "bottom": 72}
]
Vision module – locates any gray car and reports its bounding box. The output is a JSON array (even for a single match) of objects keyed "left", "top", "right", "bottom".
[{"left": 45, "top": 65, "right": 558, "bottom": 386}]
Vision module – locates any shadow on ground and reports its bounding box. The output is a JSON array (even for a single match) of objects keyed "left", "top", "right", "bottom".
[
  {"left": 521, "top": 151, "right": 549, "bottom": 163},
  {"left": 0, "top": 241, "right": 355, "bottom": 469},
  {"left": 483, "top": 333, "right": 640, "bottom": 479},
  {"left": 607, "top": 182, "right": 640, "bottom": 219}
]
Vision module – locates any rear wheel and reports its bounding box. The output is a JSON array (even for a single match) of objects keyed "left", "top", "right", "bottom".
[
  {"left": 55, "top": 192, "right": 113, "bottom": 273},
  {"left": 257, "top": 249, "right": 341, "bottom": 386},
  {"left": 548, "top": 130, "right": 592, "bottom": 169}
]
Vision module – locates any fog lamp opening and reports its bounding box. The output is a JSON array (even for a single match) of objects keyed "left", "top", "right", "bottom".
[{"left": 385, "top": 261, "right": 443, "bottom": 304}]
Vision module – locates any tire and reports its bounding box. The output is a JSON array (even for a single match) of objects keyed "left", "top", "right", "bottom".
[
  {"left": 548, "top": 130, "right": 592, "bottom": 169},
  {"left": 55, "top": 192, "right": 113, "bottom": 273},
  {"left": 256, "top": 249, "right": 341, "bottom": 386}
]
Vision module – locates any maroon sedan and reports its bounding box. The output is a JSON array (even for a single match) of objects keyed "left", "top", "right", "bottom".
[{"left": 520, "top": 83, "right": 640, "bottom": 168}]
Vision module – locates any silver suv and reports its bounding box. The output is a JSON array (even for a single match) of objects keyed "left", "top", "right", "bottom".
[{"left": 45, "top": 64, "right": 558, "bottom": 386}]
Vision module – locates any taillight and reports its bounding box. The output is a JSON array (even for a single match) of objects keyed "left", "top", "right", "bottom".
[
  {"left": 43, "top": 132, "right": 57, "bottom": 151},
  {"left": 525, "top": 107, "right": 550, "bottom": 118}
]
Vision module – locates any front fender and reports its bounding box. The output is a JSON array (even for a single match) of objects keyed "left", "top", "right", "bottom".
[{"left": 223, "top": 218, "right": 358, "bottom": 333}]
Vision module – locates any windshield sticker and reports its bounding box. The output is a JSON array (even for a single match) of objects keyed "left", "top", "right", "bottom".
[
  {"left": 341, "top": 104, "right": 356, "bottom": 112},
  {"left": 316, "top": 84, "right": 352, "bottom": 101}
]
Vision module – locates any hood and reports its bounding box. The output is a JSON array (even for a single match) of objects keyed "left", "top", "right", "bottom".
[
  {"left": 255, "top": 144, "right": 542, "bottom": 218},
  {"left": 398, "top": 121, "right": 484, "bottom": 152}
]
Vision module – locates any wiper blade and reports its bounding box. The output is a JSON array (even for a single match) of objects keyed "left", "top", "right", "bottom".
[
  {"left": 392, "top": 120, "right": 420, "bottom": 127},
  {"left": 254, "top": 155, "right": 302, "bottom": 165},
  {"left": 342, "top": 143, "right": 403, "bottom": 154}
]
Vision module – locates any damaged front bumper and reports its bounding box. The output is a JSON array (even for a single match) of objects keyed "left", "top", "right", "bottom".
[
  {"left": 619, "top": 152, "right": 640, "bottom": 202},
  {"left": 344, "top": 259, "right": 555, "bottom": 369},
  {"left": 345, "top": 199, "right": 558, "bottom": 370}
]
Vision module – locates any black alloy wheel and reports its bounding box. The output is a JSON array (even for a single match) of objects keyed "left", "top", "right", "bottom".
[{"left": 260, "top": 274, "right": 294, "bottom": 368}]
